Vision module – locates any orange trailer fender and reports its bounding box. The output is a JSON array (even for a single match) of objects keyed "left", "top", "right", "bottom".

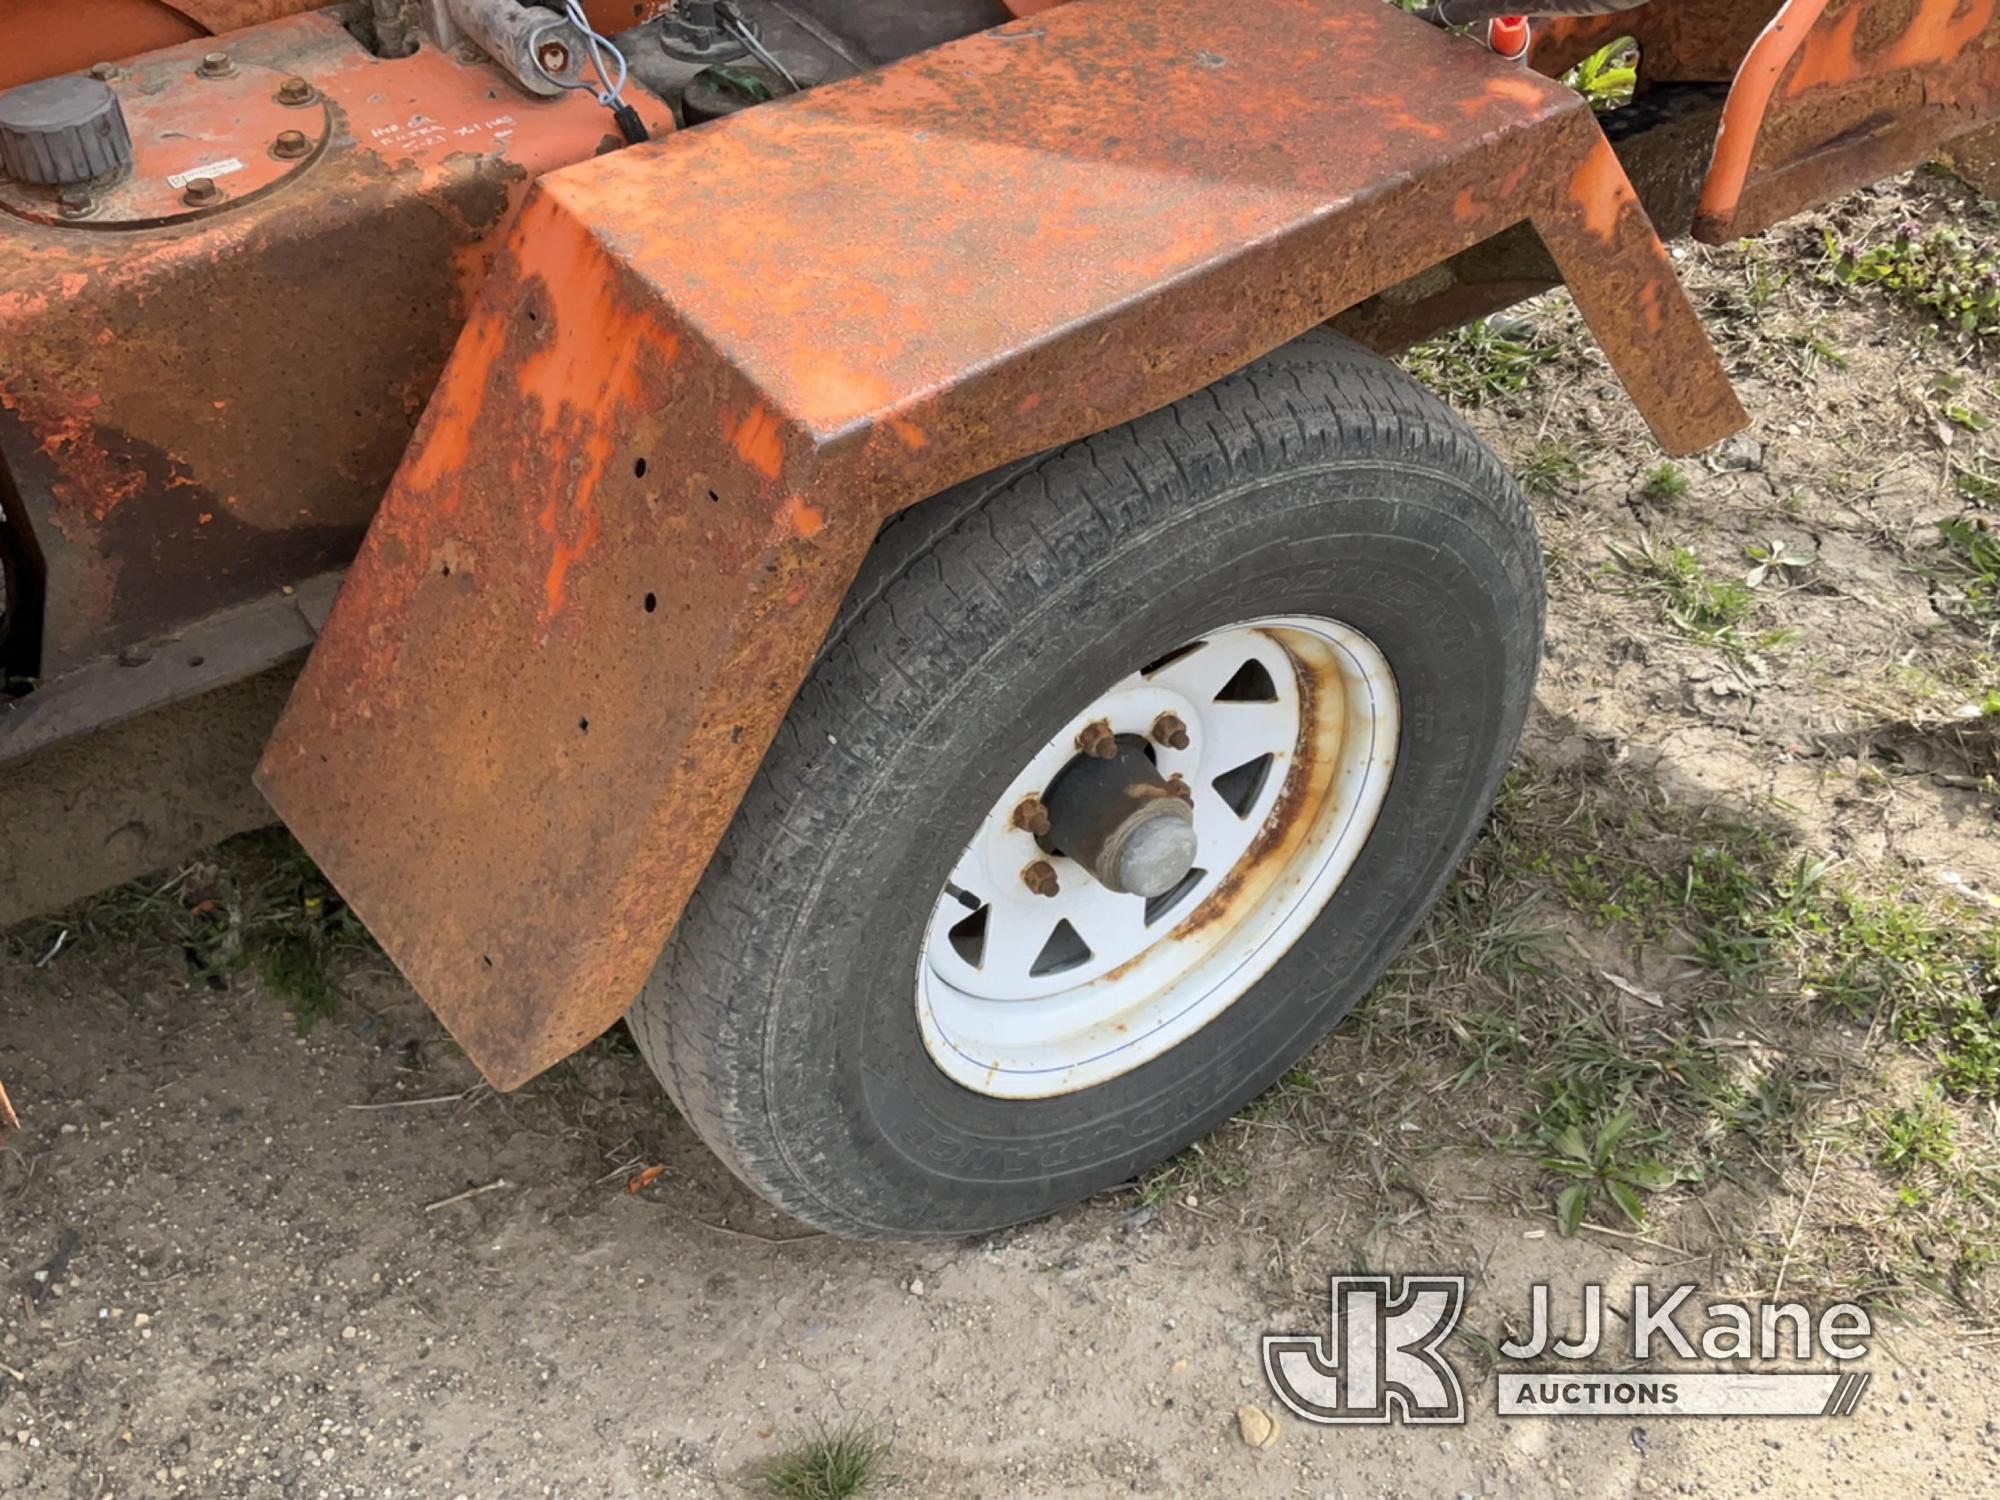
[{"left": 256, "top": 0, "right": 1744, "bottom": 1088}]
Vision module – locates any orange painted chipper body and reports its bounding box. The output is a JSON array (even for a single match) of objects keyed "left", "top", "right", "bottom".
[{"left": 3, "top": 0, "right": 1999, "bottom": 1142}]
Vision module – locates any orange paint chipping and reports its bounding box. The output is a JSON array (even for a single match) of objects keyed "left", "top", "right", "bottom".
[
  {"left": 783, "top": 497, "right": 826, "bottom": 538},
  {"left": 1568, "top": 138, "right": 1638, "bottom": 245},
  {"left": 727, "top": 404, "right": 787, "bottom": 479}
]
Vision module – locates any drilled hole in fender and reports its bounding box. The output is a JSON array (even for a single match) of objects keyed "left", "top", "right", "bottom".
[{"left": 633, "top": 457, "right": 647, "bottom": 478}]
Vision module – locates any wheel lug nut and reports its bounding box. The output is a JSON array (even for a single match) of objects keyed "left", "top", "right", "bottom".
[
  {"left": 1163, "top": 772, "right": 1194, "bottom": 803},
  {"left": 1151, "top": 713, "right": 1191, "bottom": 750},
  {"left": 1012, "top": 795, "right": 1052, "bottom": 836},
  {"left": 1076, "top": 719, "right": 1118, "bottom": 760},
  {"left": 1022, "top": 860, "right": 1060, "bottom": 898}
]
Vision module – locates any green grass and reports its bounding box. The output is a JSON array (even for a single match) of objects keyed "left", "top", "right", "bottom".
[
  {"left": 1341, "top": 759, "right": 2000, "bottom": 1270},
  {"left": 1831, "top": 221, "right": 2000, "bottom": 337},
  {"left": 1956, "top": 455, "right": 2000, "bottom": 508},
  {"left": 1406, "top": 316, "right": 1561, "bottom": 408},
  {"left": 1878, "top": 1087, "right": 1958, "bottom": 1178},
  {"left": 1936, "top": 515, "right": 1999, "bottom": 640},
  {"left": 764, "top": 1422, "right": 889, "bottom": 1500},
  {"left": 1138, "top": 1137, "right": 1251, "bottom": 1207},
  {"left": 11, "top": 827, "right": 374, "bottom": 1034},
  {"left": 1642, "top": 463, "right": 1690, "bottom": 504},
  {"left": 1517, "top": 440, "right": 1587, "bottom": 499},
  {"left": 1604, "top": 536, "right": 1766, "bottom": 661}
]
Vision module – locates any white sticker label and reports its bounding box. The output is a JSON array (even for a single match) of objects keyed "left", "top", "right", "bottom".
[{"left": 166, "top": 157, "right": 246, "bottom": 191}]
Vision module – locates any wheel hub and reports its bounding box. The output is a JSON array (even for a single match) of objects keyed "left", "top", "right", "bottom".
[
  {"left": 916, "top": 615, "right": 1401, "bottom": 1100},
  {"left": 1042, "top": 737, "right": 1197, "bottom": 898}
]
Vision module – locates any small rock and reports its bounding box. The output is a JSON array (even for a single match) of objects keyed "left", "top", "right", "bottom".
[
  {"left": 907, "top": 1278, "right": 925, "bottom": 1298},
  {"left": 1236, "top": 1405, "right": 1278, "bottom": 1451},
  {"left": 340, "top": 1326, "right": 357, "bottom": 1341},
  {"left": 1714, "top": 435, "right": 1765, "bottom": 472}
]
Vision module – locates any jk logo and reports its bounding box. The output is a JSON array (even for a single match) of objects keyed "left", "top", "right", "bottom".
[{"left": 1262, "top": 1275, "right": 1467, "bottom": 1425}]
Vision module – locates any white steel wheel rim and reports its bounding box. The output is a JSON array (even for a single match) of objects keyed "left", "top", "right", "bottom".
[{"left": 916, "top": 614, "right": 1401, "bottom": 1100}]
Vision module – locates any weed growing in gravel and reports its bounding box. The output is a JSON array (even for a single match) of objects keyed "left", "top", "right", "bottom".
[
  {"left": 1957, "top": 455, "right": 2000, "bottom": 507},
  {"left": 1536, "top": 1107, "right": 1686, "bottom": 1236},
  {"left": 1877, "top": 1087, "right": 1958, "bottom": 1180},
  {"left": 1935, "top": 515, "right": 1999, "bottom": 639},
  {"left": 1406, "top": 316, "right": 1560, "bottom": 408},
  {"left": 765, "top": 1422, "right": 889, "bottom": 1500},
  {"left": 1831, "top": 222, "right": 2000, "bottom": 336},
  {"left": 1604, "top": 537, "right": 1761, "bottom": 659},
  {"left": 1642, "top": 463, "right": 1690, "bottom": 504},
  {"left": 1517, "top": 441, "right": 1587, "bottom": 499}
]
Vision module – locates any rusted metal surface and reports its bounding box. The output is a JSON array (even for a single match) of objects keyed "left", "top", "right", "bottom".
[
  {"left": 0, "top": 13, "right": 670, "bottom": 747},
  {"left": 1336, "top": 79, "right": 1730, "bottom": 354},
  {"left": 0, "top": 664, "right": 300, "bottom": 925},
  {"left": 1696, "top": 0, "right": 2000, "bottom": 241},
  {"left": 0, "top": 0, "right": 207, "bottom": 90},
  {"left": 258, "top": 0, "right": 1743, "bottom": 1090},
  {"left": 1952, "top": 118, "right": 2000, "bottom": 191},
  {"left": 0, "top": 57, "right": 332, "bottom": 227}
]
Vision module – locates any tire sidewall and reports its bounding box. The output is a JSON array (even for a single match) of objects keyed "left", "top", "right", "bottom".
[{"left": 752, "top": 453, "right": 1538, "bottom": 1234}]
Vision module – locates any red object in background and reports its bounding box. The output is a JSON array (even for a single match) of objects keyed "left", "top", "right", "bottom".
[{"left": 1490, "top": 16, "right": 1532, "bottom": 59}]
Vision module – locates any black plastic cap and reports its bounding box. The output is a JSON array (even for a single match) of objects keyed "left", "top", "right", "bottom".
[{"left": 0, "top": 75, "right": 133, "bottom": 186}]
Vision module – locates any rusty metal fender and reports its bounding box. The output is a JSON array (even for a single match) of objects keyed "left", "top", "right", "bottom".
[
  {"left": 257, "top": 0, "right": 1745, "bottom": 1089},
  {"left": 1697, "top": 0, "right": 2000, "bottom": 241}
]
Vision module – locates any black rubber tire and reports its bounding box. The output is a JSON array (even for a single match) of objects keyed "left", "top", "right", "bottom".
[{"left": 626, "top": 329, "right": 1543, "bottom": 1239}]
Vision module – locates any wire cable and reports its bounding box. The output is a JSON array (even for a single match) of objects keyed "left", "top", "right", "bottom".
[
  {"left": 718, "top": 1, "right": 802, "bottom": 92},
  {"left": 529, "top": 1, "right": 650, "bottom": 139}
]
